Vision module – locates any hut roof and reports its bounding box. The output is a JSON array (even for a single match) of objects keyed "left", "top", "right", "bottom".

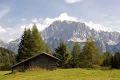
[{"left": 12, "top": 52, "right": 60, "bottom": 68}]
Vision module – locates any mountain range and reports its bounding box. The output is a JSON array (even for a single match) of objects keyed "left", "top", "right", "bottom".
[{"left": 0, "top": 20, "right": 120, "bottom": 53}]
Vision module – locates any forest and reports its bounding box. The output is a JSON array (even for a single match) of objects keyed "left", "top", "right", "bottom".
[{"left": 0, "top": 24, "right": 120, "bottom": 70}]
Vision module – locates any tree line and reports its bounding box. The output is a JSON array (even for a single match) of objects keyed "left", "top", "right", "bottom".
[
  {"left": 54, "top": 38, "right": 103, "bottom": 68},
  {"left": 0, "top": 24, "right": 119, "bottom": 70},
  {"left": 16, "top": 24, "right": 120, "bottom": 69},
  {"left": 102, "top": 52, "right": 120, "bottom": 69},
  {"left": 0, "top": 47, "right": 15, "bottom": 70}
]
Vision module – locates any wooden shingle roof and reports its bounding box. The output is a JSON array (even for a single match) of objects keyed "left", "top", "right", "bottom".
[{"left": 12, "top": 52, "right": 60, "bottom": 68}]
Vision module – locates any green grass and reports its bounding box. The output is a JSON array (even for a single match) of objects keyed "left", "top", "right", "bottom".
[{"left": 0, "top": 68, "right": 120, "bottom": 80}]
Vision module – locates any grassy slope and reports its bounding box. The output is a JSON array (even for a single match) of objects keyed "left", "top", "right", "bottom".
[{"left": 0, "top": 68, "right": 120, "bottom": 80}]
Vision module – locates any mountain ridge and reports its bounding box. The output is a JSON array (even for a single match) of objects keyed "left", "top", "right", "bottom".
[
  {"left": 0, "top": 20, "right": 120, "bottom": 53},
  {"left": 41, "top": 20, "right": 120, "bottom": 53}
]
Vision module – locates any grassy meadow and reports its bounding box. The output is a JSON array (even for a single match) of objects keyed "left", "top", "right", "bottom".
[{"left": 0, "top": 68, "right": 120, "bottom": 80}]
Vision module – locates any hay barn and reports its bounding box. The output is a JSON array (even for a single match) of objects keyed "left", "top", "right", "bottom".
[{"left": 12, "top": 52, "right": 60, "bottom": 72}]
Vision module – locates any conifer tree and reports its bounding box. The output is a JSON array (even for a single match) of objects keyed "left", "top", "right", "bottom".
[
  {"left": 17, "top": 28, "right": 32, "bottom": 62},
  {"left": 17, "top": 24, "right": 51, "bottom": 62},
  {"left": 102, "top": 52, "right": 112, "bottom": 67},
  {"left": 71, "top": 42, "right": 81, "bottom": 68},
  {"left": 81, "top": 38, "right": 102, "bottom": 68},
  {"left": 31, "top": 24, "right": 50, "bottom": 54},
  {"left": 111, "top": 52, "right": 120, "bottom": 69},
  {"left": 55, "top": 41, "right": 71, "bottom": 68}
]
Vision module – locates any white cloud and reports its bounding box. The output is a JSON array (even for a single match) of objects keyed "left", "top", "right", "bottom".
[
  {"left": 20, "top": 23, "right": 46, "bottom": 32},
  {"left": 0, "top": 26, "right": 6, "bottom": 33},
  {"left": 25, "top": 13, "right": 79, "bottom": 32},
  {"left": 0, "top": 12, "right": 115, "bottom": 42},
  {"left": 42, "top": 13, "right": 78, "bottom": 30},
  {"left": 20, "top": 23, "right": 34, "bottom": 31},
  {"left": 39, "top": 12, "right": 79, "bottom": 30},
  {"left": 3, "top": 12, "right": 78, "bottom": 42},
  {"left": 42, "top": 13, "right": 113, "bottom": 32},
  {"left": 0, "top": 7, "right": 10, "bottom": 19},
  {"left": 65, "top": 0, "right": 82, "bottom": 4},
  {"left": 12, "top": 13, "right": 114, "bottom": 40},
  {"left": 54, "top": 12, "right": 78, "bottom": 21},
  {"left": 0, "top": 25, "right": 26, "bottom": 42}
]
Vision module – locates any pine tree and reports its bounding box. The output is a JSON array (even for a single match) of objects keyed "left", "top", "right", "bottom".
[
  {"left": 102, "top": 52, "right": 112, "bottom": 67},
  {"left": 71, "top": 42, "right": 81, "bottom": 68},
  {"left": 31, "top": 24, "right": 50, "bottom": 54},
  {"left": 81, "top": 38, "right": 102, "bottom": 68},
  {"left": 17, "top": 24, "right": 51, "bottom": 62},
  {"left": 55, "top": 41, "right": 71, "bottom": 68},
  {"left": 17, "top": 28, "right": 32, "bottom": 62},
  {"left": 111, "top": 52, "right": 120, "bottom": 69}
]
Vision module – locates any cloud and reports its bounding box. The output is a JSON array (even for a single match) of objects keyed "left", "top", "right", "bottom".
[
  {"left": 38, "top": 13, "right": 79, "bottom": 31},
  {"left": 54, "top": 12, "right": 78, "bottom": 21},
  {"left": 0, "top": 26, "right": 6, "bottom": 33},
  {"left": 0, "top": 6, "right": 10, "bottom": 19},
  {"left": 8, "top": 12, "right": 113, "bottom": 41},
  {"left": 40, "top": 12, "right": 79, "bottom": 29},
  {"left": 20, "top": 23, "right": 34, "bottom": 31},
  {"left": 0, "top": 25, "right": 26, "bottom": 42},
  {"left": 20, "top": 23, "right": 46, "bottom": 32},
  {"left": 2, "top": 13, "right": 78, "bottom": 42},
  {"left": 0, "top": 12, "right": 115, "bottom": 42},
  {"left": 65, "top": 0, "right": 82, "bottom": 4},
  {"left": 23, "top": 13, "right": 79, "bottom": 32},
  {"left": 41, "top": 12, "right": 113, "bottom": 32}
]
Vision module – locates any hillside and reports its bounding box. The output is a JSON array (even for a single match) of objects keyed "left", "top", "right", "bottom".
[{"left": 0, "top": 69, "right": 120, "bottom": 80}]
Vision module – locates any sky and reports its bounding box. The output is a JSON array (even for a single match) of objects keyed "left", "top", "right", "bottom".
[{"left": 0, "top": 0, "right": 120, "bottom": 42}]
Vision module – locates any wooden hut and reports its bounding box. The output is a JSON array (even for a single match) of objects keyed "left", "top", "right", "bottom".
[{"left": 11, "top": 52, "right": 60, "bottom": 72}]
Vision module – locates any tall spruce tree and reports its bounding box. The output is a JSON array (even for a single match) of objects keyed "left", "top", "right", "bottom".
[
  {"left": 31, "top": 24, "right": 50, "bottom": 54},
  {"left": 55, "top": 41, "right": 71, "bottom": 68},
  {"left": 71, "top": 42, "right": 81, "bottom": 68},
  {"left": 17, "top": 24, "right": 51, "bottom": 62},
  {"left": 111, "top": 52, "right": 120, "bottom": 69},
  {"left": 102, "top": 52, "right": 112, "bottom": 67},
  {"left": 17, "top": 28, "right": 32, "bottom": 62},
  {"left": 81, "top": 38, "right": 102, "bottom": 68}
]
